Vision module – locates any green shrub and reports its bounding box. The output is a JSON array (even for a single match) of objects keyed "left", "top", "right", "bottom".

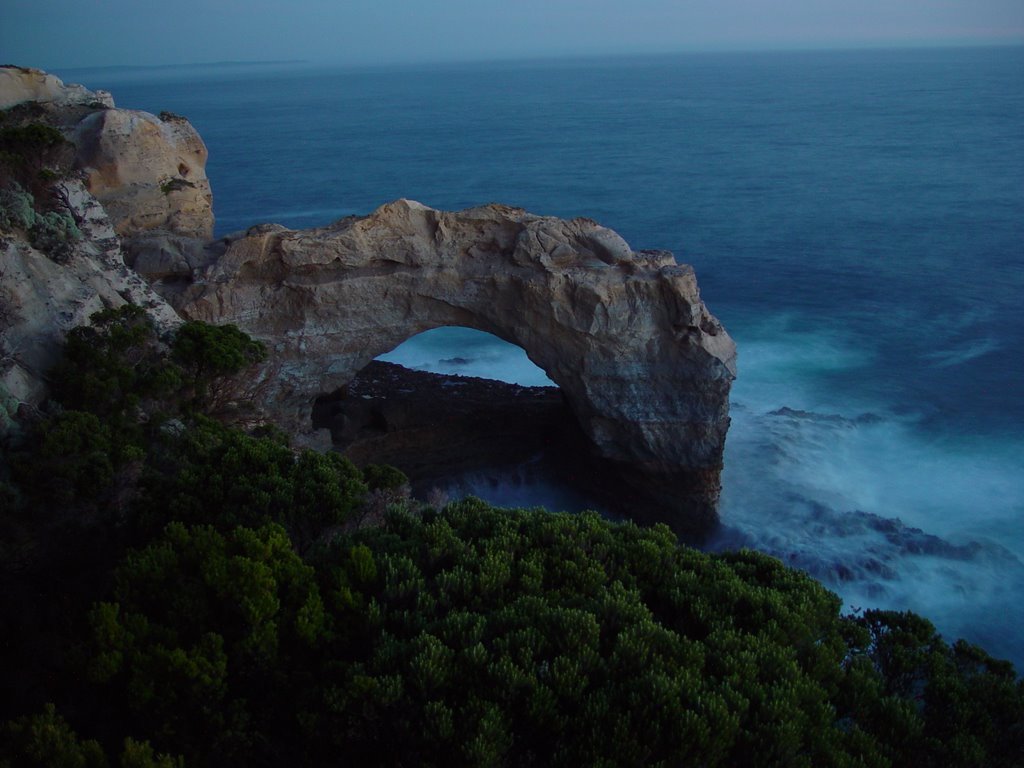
[
  {"left": 159, "top": 179, "right": 194, "bottom": 195},
  {"left": 20, "top": 411, "right": 115, "bottom": 506},
  {"left": 0, "top": 122, "right": 75, "bottom": 198},
  {"left": 3, "top": 311, "right": 1021, "bottom": 768},
  {"left": 0, "top": 184, "right": 35, "bottom": 231},
  {"left": 171, "top": 321, "right": 266, "bottom": 411},
  {"left": 1, "top": 703, "right": 106, "bottom": 768},
  {"left": 28, "top": 209, "right": 81, "bottom": 261},
  {"left": 50, "top": 306, "right": 180, "bottom": 427},
  {"left": 89, "top": 523, "right": 326, "bottom": 763},
  {"left": 0, "top": 123, "right": 66, "bottom": 152},
  {"left": 362, "top": 462, "right": 409, "bottom": 492},
  {"left": 138, "top": 416, "right": 367, "bottom": 547}
]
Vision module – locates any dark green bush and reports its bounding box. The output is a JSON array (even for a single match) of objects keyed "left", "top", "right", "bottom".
[
  {"left": 1, "top": 703, "right": 106, "bottom": 768},
  {"left": 170, "top": 321, "right": 266, "bottom": 411},
  {"left": 1, "top": 703, "right": 182, "bottom": 768},
  {"left": 50, "top": 305, "right": 180, "bottom": 427},
  {"left": 2, "top": 309, "right": 1021, "bottom": 768},
  {"left": 89, "top": 522, "right": 325, "bottom": 763},
  {"left": 19, "top": 411, "right": 115, "bottom": 506},
  {"left": 0, "top": 122, "right": 75, "bottom": 203},
  {"left": 361, "top": 462, "right": 409, "bottom": 492},
  {"left": 138, "top": 416, "right": 367, "bottom": 547}
]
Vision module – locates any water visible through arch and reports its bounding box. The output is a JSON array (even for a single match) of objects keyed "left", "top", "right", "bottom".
[
  {"left": 313, "top": 326, "right": 612, "bottom": 514},
  {"left": 376, "top": 327, "right": 554, "bottom": 388}
]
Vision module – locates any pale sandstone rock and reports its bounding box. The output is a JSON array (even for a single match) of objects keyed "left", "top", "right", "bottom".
[
  {"left": 2, "top": 67, "right": 737, "bottom": 528},
  {"left": 175, "top": 199, "right": 737, "bottom": 526},
  {"left": 0, "top": 66, "right": 114, "bottom": 110},
  {"left": 74, "top": 109, "right": 213, "bottom": 240},
  {"left": 0, "top": 180, "right": 181, "bottom": 420},
  {"left": 1, "top": 64, "right": 213, "bottom": 282}
]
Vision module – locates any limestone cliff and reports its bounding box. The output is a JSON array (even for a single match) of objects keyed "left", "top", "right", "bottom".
[
  {"left": 1, "top": 66, "right": 736, "bottom": 530},
  {"left": 0, "top": 66, "right": 114, "bottom": 111},
  {"left": 175, "top": 200, "right": 736, "bottom": 527},
  {"left": 0, "top": 179, "right": 182, "bottom": 431},
  {"left": 0, "top": 67, "right": 187, "bottom": 432}
]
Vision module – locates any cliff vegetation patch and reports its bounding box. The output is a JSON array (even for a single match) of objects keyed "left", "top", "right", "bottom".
[
  {"left": 0, "top": 306, "right": 1021, "bottom": 766},
  {"left": 0, "top": 112, "right": 81, "bottom": 261}
]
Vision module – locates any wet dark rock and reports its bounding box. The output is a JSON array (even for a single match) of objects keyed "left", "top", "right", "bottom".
[{"left": 314, "top": 361, "right": 713, "bottom": 537}]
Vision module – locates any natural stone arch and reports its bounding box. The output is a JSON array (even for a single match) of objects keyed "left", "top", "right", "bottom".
[{"left": 175, "top": 200, "right": 736, "bottom": 530}]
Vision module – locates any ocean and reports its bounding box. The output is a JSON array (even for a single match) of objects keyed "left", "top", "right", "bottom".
[{"left": 62, "top": 46, "right": 1024, "bottom": 666}]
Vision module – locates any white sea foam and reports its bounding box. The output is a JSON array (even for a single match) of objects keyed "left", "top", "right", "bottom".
[
  {"left": 378, "top": 323, "right": 1024, "bottom": 666},
  {"left": 923, "top": 337, "right": 1001, "bottom": 368},
  {"left": 377, "top": 327, "right": 555, "bottom": 387},
  {"left": 721, "top": 324, "right": 1024, "bottom": 666}
]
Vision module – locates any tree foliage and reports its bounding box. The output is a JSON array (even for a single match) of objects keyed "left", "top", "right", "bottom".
[
  {"left": 0, "top": 122, "right": 74, "bottom": 196},
  {"left": 89, "top": 523, "right": 325, "bottom": 763},
  {"left": 0, "top": 119, "right": 78, "bottom": 261},
  {"left": 170, "top": 321, "right": 266, "bottom": 411},
  {"left": 1, "top": 307, "right": 1021, "bottom": 767},
  {"left": 49, "top": 305, "right": 180, "bottom": 427},
  {"left": 138, "top": 416, "right": 367, "bottom": 549}
]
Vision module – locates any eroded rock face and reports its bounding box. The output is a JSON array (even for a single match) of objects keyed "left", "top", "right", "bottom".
[
  {"left": 2, "top": 66, "right": 737, "bottom": 529},
  {"left": 74, "top": 109, "right": 214, "bottom": 241},
  {"left": 0, "top": 180, "right": 182, "bottom": 431},
  {"left": 176, "top": 199, "right": 737, "bottom": 527},
  {"left": 0, "top": 66, "right": 114, "bottom": 110},
  {"left": 0, "top": 66, "right": 198, "bottom": 433},
  {"left": 1, "top": 65, "right": 216, "bottom": 264}
]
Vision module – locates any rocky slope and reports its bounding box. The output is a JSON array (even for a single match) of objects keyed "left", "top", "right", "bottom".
[
  {"left": 1, "top": 67, "right": 188, "bottom": 433},
  {"left": 0, "top": 66, "right": 736, "bottom": 531}
]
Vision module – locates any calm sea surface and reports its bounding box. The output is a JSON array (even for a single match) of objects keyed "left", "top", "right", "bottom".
[{"left": 64, "top": 46, "right": 1024, "bottom": 665}]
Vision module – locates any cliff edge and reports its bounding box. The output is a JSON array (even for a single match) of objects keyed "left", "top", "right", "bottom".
[{"left": 0, "top": 66, "right": 736, "bottom": 530}]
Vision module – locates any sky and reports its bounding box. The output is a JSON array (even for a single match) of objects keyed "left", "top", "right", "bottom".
[{"left": 3, "top": 0, "right": 1023, "bottom": 70}]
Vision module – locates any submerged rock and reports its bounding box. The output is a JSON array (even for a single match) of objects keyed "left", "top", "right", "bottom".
[{"left": 315, "top": 360, "right": 572, "bottom": 481}]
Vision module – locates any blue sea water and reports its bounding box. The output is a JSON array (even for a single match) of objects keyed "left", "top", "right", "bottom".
[{"left": 63, "top": 47, "right": 1024, "bottom": 665}]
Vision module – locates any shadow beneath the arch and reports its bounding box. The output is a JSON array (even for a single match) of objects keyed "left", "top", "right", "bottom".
[{"left": 313, "top": 360, "right": 719, "bottom": 545}]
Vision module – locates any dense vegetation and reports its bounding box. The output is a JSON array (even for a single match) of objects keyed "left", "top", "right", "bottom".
[
  {"left": 0, "top": 107, "right": 82, "bottom": 261},
  {"left": 1, "top": 307, "right": 1021, "bottom": 767}
]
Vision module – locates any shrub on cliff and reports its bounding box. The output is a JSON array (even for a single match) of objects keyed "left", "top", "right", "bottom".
[
  {"left": 0, "top": 122, "right": 74, "bottom": 190},
  {"left": 0, "top": 184, "right": 35, "bottom": 231},
  {"left": 50, "top": 305, "right": 181, "bottom": 428},
  {"left": 0, "top": 182, "right": 81, "bottom": 261},
  {"left": 21, "top": 500, "right": 1012, "bottom": 768},
  {"left": 88, "top": 522, "right": 326, "bottom": 763},
  {"left": 170, "top": 320, "right": 266, "bottom": 412},
  {"left": 137, "top": 416, "right": 367, "bottom": 549},
  {"left": 2, "top": 308, "right": 1022, "bottom": 767},
  {"left": 0, "top": 120, "right": 77, "bottom": 242}
]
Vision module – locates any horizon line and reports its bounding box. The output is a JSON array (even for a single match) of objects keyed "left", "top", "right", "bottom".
[{"left": 44, "top": 39, "right": 1024, "bottom": 75}]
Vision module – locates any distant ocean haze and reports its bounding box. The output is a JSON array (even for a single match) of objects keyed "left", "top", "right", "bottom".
[{"left": 68, "top": 46, "right": 1024, "bottom": 666}]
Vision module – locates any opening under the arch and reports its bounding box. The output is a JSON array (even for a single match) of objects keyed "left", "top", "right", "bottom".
[
  {"left": 375, "top": 327, "right": 555, "bottom": 387},
  {"left": 312, "top": 327, "right": 616, "bottom": 515}
]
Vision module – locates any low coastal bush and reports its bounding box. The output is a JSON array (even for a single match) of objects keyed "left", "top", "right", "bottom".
[
  {"left": 1, "top": 307, "right": 1021, "bottom": 767},
  {"left": 0, "top": 119, "right": 80, "bottom": 261},
  {"left": 0, "top": 183, "right": 82, "bottom": 261},
  {"left": 0, "top": 120, "right": 75, "bottom": 198}
]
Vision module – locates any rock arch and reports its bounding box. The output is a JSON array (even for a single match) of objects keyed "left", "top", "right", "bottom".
[{"left": 175, "top": 199, "right": 736, "bottom": 529}]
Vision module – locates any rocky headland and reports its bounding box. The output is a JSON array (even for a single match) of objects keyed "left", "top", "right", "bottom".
[{"left": 0, "top": 66, "right": 736, "bottom": 532}]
